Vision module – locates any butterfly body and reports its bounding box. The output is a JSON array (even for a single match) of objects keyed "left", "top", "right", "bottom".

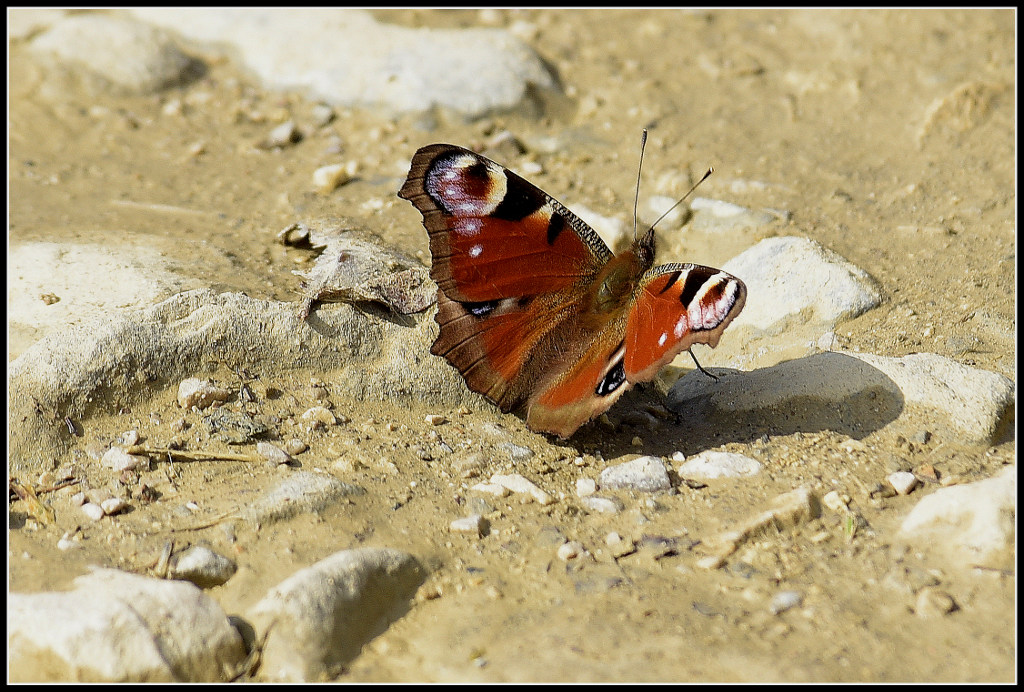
[{"left": 400, "top": 144, "right": 746, "bottom": 438}]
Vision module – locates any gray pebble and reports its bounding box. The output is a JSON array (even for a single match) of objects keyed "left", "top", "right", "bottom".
[
  {"left": 177, "top": 378, "right": 232, "bottom": 410},
  {"left": 256, "top": 441, "right": 293, "bottom": 466},
  {"left": 239, "top": 471, "right": 365, "bottom": 526},
  {"left": 30, "top": 15, "right": 197, "bottom": 94},
  {"left": 769, "top": 590, "right": 803, "bottom": 615},
  {"left": 247, "top": 548, "right": 424, "bottom": 681},
  {"left": 581, "top": 496, "right": 625, "bottom": 514},
  {"left": 169, "top": 545, "right": 238, "bottom": 589},
  {"left": 599, "top": 456, "right": 671, "bottom": 492},
  {"left": 449, "top": 514, "right": 489, "bottom": 537}
]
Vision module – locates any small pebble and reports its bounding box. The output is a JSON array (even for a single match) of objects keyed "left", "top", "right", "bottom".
[
  {"left": 311, "top": 103, "right": 336, "bottom": 126},
  {"left": 696, "top": 555, "right": 726, "bottom": 570},
  {"left": 257, "top": 442, "right": 293, "bottom": 466},
  {"left": 490, "top": 473, "right": 553, "bottom": 505},
  {"left": 284, "top": 438, "right": 308, "bottom": 456},
  {"left": 119, "top": 429, "right": 141, "bottom": 446},
  {"left": 57, "top": 533, "right": 79, "bottom": 551},
  {"left": 823, "top": 490, "right": 849, "bottom": 512},
  {"left": 887, "top": 471, "right": 919, "bottom": 495},
  {"left": 470, "top": 482, "right": 510, "bottom": 498},
  {"left": 169, "top": 545, "right": 238, "bottom": 588},
  {"left": 557, "top": 541, "right": 585, "bottom": 561},
  {"left": 177, "top": 378, "right": 232, "bottom": 409},
  {"left": 580, "top": 496, "right": 624, "bottom": 514},
  {"left": 576, "top": 478, "right": 597, "bottom": 497},
  {"left": 450, "top": 515, "right": 489, "bottom": 537},
  {"left": 263, "top": 120, "right": 301, "bottom": 148},
  {"left": 605, "top": 532, "right": 636, "bottom": 558},
  {"left": 302, "top": 406, "right": 337, "bottom": 427},
  {"left": 100, "top": 497, "right": 129, "bottom": 515},
  {"left": 910, "top": 430, "right": 932, "bottom": 445},
  {"left": 424, "top": 414, "right": 447, "bottom": 426},
  {"left": 453, "top": 452, "right": 487, "bottom": 478},
  {"left": 100, "top": 447, "right": 149, "bottom": 472},
  {"left": 80, "top": 502, "right": 105, "bottom": 521},
  {"left": 312, "top": 161, "right": 357, "bottom": 193},
  {"left": 915, "top": 587, "right": 957, "bottom": 618},
  {"left": 599, "top": 456, "right": 671, "bottom": 492},
  {"left": 769, "top": 590, "right": 803, "bottom": 615},
  {"left": 499, "top": 442, "right": 534, "bottom": 462}
]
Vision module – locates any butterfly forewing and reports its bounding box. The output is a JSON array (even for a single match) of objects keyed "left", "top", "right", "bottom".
[{"left": 400, "top": 144, "right": 611, "bottom": 302}]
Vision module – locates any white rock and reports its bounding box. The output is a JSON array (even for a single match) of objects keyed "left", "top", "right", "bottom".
[
  {"left": 7, "top": 242, "right": 196, "bottom": 359},
  {"left": 709, "top": 487, "right": 821, "bottom": 556},
  {"left": 887, "top": 471, "right": 919, "bottom": 495},
  {"left": 557, "top": 541, "right": 585, "bottom": 561},
  {"left": 677, "top": 451, "right": 762, "bottom": 479},
  {"left": 721, "top": 236, "right": 882, "bottom": 332},
  {"left": 30, "top": 15, "right": 195, "bottom": 94},
  {"left": 312, "top": 162, "right": 355, "bottom": 194},
  {"left": 99, "top": 497, "right": 129, "bottom": 515},
  {"left": 80, "top": 502, "right": 106, "bottom": 522},
  {"left": 669, "top": 348, "right": 1014, "bottom": 446},
  {"left": 100, "top": 447, "right": 149, "bottom": 472},
  {"left": 177, "top": 378, "right": 232, "bottom": 410},
  {"left": 129, "top": 9, "right": 556, "bottom": 117},
  {"left": 490, "top": 473, "right": 553, "bottom": 505},
  {"left": 8, "top": 567, "right": 245, "bottom": 682},
  {"left": 256, "top": 442, "right": 292, "bottom": 466},
  {"left": 576, "top": 478, "right": 598, "bottom": 497},
  {"left": 899, "top": 465, "right": 1015, "bottom": 568},
  {"left": 8, "top": 289, "right": 462, "bottom": 477},
  {"left": 599, "top": 456, "right": 671, "bottom": 492},
  {"left": 247, "top": 548, "right": 424, "bottom": 681},
  {"left": 450, "top": 515, "right": 488, "bottom": 537},
  {"left": 823, "top": 490, "right": 850, "bottom": 512},
  {"left": 689, "top": 197, "right": 783, "bottom": 232},
  {"left": 168, "top": 546, "right": 238, "bottom": 589},
  {"left": 470, "top": 482, "right": 510, "bottom": 498},
  {"left": 769, "top": 590, "right": 803, "bottom": 615},
  {"left": 581, "top": 496, "right": 625, "bottom": 514},
  {"left": 840, "top": 351, "right": 1014, "bottom": 445},
  {"left": 301, "top": 406, "right": 337, "bottom": 426},
  {"left": 239, "top": 471, "right": 365, "bottom": 525}
]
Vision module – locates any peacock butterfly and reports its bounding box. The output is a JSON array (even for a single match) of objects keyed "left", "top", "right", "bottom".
[{"left": 399, "top": 143, "right": 746, "bottom": 438}]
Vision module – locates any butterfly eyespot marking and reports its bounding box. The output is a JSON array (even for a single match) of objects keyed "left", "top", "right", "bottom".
[
  {"left": 687, "top": 272, "right": 743, "bottom": 332},
  {"left": 595, "top": 359, "right": 626, "bottom": 397},
  {"left": 426, "top": 153, "right": 508, "bottom": 217},
  {"left": 462, "top": 299, "right": 501, "bottom": 317}
]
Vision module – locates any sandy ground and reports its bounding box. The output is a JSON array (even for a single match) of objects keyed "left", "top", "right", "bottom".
[{"left": 8, "top": 9, "right": 1015, "bottom": 682}]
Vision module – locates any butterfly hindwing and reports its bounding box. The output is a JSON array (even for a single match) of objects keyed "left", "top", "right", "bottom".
[{"left": 525, "top": 264, "right": 746, "bottom": 438}]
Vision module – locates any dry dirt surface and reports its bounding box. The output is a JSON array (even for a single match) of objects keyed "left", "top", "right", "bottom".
[{"left": 8, "top": 9, "right": 1016, "bottom": 682}]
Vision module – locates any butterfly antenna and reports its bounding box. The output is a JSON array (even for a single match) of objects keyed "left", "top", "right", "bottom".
[
  {"left": 648, "top": 167, "right": 714, "bottom": 233},
  {"left": 689, "top": 348, "right": 720, "bottom": 381},
  {"left": 632, "top": 129, "right": 648, "bottom": 240}
]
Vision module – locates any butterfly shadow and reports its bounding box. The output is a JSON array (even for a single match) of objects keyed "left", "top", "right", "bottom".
[{"left": 578, "top": 351, "right": 907, "bottom": 458}]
